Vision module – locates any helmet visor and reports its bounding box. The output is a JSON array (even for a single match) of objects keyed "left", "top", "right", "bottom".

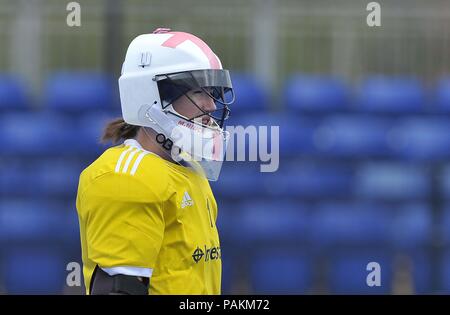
[
  {"left": 155, "top": 69, "right": 233, "bottom": 93},
  {"left": 155, "top": 69, "right": 235, "bottom": 128}
]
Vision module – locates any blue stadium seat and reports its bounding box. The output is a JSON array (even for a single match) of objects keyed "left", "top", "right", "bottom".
[
  {"left": 329, "top": 251, "right": 430, "bottom": 294},
  {"left": 0, "top": 159, "right": 83, "bottom": 198},
  {"left": 213, "top": 161, "right": 353, "bottom": 199},
  {"left": 442, "top": 165, "right": 450, "bottom": 200},
  {"left": 284, "top": 75, "right": 349, "bottom": 112},
  {"left": 264, "top": 161, "right": 353, "bottom": 198},
  {"left": 60, "top": 204, "right": 82, "bottom": 258},
  {"left": 73, "top": 112, "right": 118, "bottom": 155},
  {"left": 32, "top": 160, "right": 84, "bottom": 197},
  {"left": 0, "top": 112, "right": 75, "bottom": 156},
  {"left": 0, "top": 200, "right": 68, "bottom": 243},
  {"left": 435, "top": 77, "right": 450, "bottom": 112},
  {"left": 315, "top": 202, "right": 431, "bottom": 294},
  {"left": 0, "top": 161, "right": 27, "bottom": 196},
  {"left": 44, "top": 72, "right": 114, "bottom": 113},
  {"left": 440, "top": 250, "right": 450, "bottom": 293},
  {"left": 2, "top": 247, "right": 66, "bottom": 294},
  {"left": 215, "top": 201, "right": 239, "bottom": 242},
  {"left": 227, "top": 112, "right": 318, "bottom": 158},
  {"left": 406, "top": 252, "right": 432, "bottom": 294},
  {"left": 227, "top": 201, "right": 309, "bottom": 245},
  {"left": 354, "top": 163, "right": 430, "bottom": 200},
  {"left": 250, "top": 250, "right": 312, "bottom": 294},
  {"left": 0, "top": 200, "right": 80, "bottom": 268},
  {"left": 220, "top": 248, "right": 236, "bottom": 294},
  {"left": 310, "top": 203, "right": 390, "bottom": 247},
  {"left": 390, "top": 204, "right": 432, "bottom": 249},
  {"left": 328, "top": 250, "right": 392, "bottom": 294},
  {"left": 389, "top": 118, "right": 450, "bottom": 161},
  {"left": 0, "top": 75, "right": 29, "bottom": 110},
  {"left": 440, "top": 204, "right": 450, "bottom": 244},
  {"left": 357, "top": 76, "right": 424, "bottom": 113},
  {"left": 228, "top": 73, "right": 268, "bottom": 115},
  {"left": 211, "top": 162, "right": 263, "bottom": 198},
  {"left": 312, "top": 115, "right": 392, "bottom": 157}
]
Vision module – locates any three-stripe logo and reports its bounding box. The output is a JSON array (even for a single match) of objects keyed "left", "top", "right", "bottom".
[{"left": 115, "top": 146, "right": 149, "bottom": 175}]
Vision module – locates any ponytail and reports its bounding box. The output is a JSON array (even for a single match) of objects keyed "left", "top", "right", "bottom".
[{"left": 101, "top": 117, "right": 140, "bottom": 144}]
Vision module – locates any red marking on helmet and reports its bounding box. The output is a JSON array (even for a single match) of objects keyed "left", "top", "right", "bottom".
[
  {"left": 153, "top": 27, "right": 171, "bottom": 34},
  {"left": 161, "top": 32, "right": 220, "bottom": 69}
]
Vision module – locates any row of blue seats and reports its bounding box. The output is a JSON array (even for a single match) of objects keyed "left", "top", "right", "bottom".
[
  {"left": 2, "top": 245, "right": 448, "bottom": 294},
  {"left": 1, "top": 199, "right": 449, "bottom": 247},
  {"left": 0, "top": 200, "right": 79, "bottom": 245},
  {"left": 224, "top": 248, "right": 444, "bottom": 294},
  {"left": 228, "top": 113, "right": 450, "bottom": 160},
  {"left": 0, "top": 201, "right": 447, "bottom": 294},
  {"left": 214, "top": 161, "right": 450, "bottom": 200},
  {"left": 1, "top": 111, "right": 450, "bottom": 160},
  {"left": 2, "top": 159, "right": 450, "bottom": 200},
  {"left": 3, "top": 73, "right": 450, "bottom": 114},
  {"left": 217, "top": 201, "right": 450, "bottom": 248},
  {"left": 0, "top": 73, "right": 118, "bottom": 113},
  {"left": 0, "top": 112, "right": 114, "bottom": 156},
  {"left": 0, "top": 247, "right": 75, "bottom": 294}
]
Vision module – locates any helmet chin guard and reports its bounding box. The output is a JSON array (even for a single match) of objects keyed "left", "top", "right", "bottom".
[{"left": 139, "top": 103, "right": 229, "bottom": 181}]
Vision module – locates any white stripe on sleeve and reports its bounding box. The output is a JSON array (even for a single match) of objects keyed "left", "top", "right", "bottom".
[{"left": 101, "top": 266, "right": 153, "bottom": 278}]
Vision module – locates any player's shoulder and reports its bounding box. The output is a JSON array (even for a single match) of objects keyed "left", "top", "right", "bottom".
[
  {"left": 78, "top": 139, "right": 172, "bottom": 200},
  {"left": 116, "top": 139, "right": 173, "bottom": 182}
]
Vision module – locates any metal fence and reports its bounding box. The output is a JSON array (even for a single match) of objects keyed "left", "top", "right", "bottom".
[{"left": 1, "top": 0, "right": 450, "bottom": 103}]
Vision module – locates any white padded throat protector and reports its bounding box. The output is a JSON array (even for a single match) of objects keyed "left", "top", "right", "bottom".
[{"left": 138, "top": 103, "right": 229, "bottom": 181}]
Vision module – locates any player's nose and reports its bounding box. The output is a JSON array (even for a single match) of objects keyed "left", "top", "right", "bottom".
[
  {"left": 200, "top": 97, "right": 216, "bottom": 125},
  {"left": 201, "top": 95, "right": 216, "bottom": 113}
]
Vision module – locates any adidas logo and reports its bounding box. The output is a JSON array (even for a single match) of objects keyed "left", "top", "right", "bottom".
[{"left": 181, "top": 191, "right": 194, "bottom": 208}]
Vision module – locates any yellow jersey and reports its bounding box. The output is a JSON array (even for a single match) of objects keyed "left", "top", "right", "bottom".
[{"left": 76, "top": 139, "right": 221, "bottom": 295}]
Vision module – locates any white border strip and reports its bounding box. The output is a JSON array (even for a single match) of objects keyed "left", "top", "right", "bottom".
[
  {"left": 115, "top": 146, "right": 134, "bottom": 173},
  {"left": 122, "top": 148, "right": 140, "bottom": 173},
  {"left": 101, "top": 266, "right": 153, "bottom": 278},
  {"left": 130, "top": 151, "right": 150, "bottom": 175}
]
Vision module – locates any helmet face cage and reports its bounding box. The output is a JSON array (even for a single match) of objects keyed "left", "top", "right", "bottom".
[{"left": 155, "top": 70, "right": 235, "bottom": 128}]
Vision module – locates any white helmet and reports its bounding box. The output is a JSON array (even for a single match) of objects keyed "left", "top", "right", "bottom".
[{"left": 118, "top": 28, "right": 234, "bottom": 181}]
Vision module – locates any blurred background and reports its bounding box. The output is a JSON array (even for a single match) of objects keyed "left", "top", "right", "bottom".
[{"left": 1, "top": 0, "right": 450, "bottom": 294}]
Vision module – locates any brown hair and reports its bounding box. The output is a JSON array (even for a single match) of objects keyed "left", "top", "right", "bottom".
[{"left": 101, "top": 117, "right": 140, "bottom": 144}]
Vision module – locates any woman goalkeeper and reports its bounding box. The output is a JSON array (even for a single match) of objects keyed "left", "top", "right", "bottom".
[{"left": 76, "top": 28, "right": 234, "bottom": 295}]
